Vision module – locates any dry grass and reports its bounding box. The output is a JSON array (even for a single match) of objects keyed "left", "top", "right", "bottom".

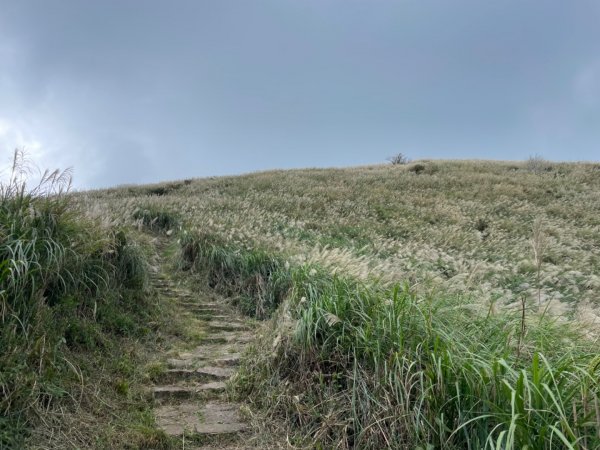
[
  {"left": 79, "top": 159, "right": 600, "bottom": 327},
  {"left": 73, "top": 159, "right": 600, "bottom": 449}
]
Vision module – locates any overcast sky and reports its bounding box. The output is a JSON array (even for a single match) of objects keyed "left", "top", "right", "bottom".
[{"left": 1, "top": 1, "right": 599, "bottom": 188}]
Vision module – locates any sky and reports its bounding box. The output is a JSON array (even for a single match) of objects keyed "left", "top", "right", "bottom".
[{"left": 1, "top": 0, "right": 599, "bottom": 188}]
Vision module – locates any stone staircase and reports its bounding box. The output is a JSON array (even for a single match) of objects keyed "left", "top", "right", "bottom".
[{"left": 148, "top": 268, "right": 254, "bottom": 447}]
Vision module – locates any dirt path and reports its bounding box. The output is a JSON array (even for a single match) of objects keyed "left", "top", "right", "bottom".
[{"left": 146, "top": 239, "right": 261, "bottom": 449}]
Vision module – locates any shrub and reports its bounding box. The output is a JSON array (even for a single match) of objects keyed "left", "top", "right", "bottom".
[
  {"left": 474, "top": 217, "right": 489, "bottom": 232},
  {"left": 526, "top": 154, "right": 553, "bottom": 173},
  {"left": 144, "top": 182, "right": 183, "bottom": 196},
  {"left": 387, "top": 153, "right": 410, "bottom": 165},
  {"left": 408, "top": 163, "right": 426, "bottom": 174}
]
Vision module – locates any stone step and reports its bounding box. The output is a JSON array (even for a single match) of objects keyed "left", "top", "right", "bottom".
[
  {"left": 150, "top": 277, "right": 169, "bottom": 283},
  {"left": 198, "top": 335, "right": 228, "bottom": 345},
  {"left": 178, "top": 301, "right": 222, "bottom": 308},
  {"left": 166, "top": 357, "right": 207, "bottom": 369},
  {"left": 151, "top": 382, "right": 226, "bottom": 400},
  {"left": 152, "top": 282, "right": 182, "bottom": 289},
  {"left": 214, "top": 354, "right": 241, "bottom": 367},
  {"left": 197, "top": 314, "right": 239, "bottom": 322},
  {"left": 167, "top": 349, "right": 239, "bottom": 368},
  {"left": 151, "top": 281, "right": 174, "bottom": 287},
  {"left": 207, "top": 322, "right": 250, "bottom": 332},
  {"left": 172, "top": 343, "right": 239, "bottom": 359},
  {"left": 179, "top": 305, "right": 225, "bottom": 314},
  {"left": 158, "top": 289, "right": 192, "bottom": 298},
  {"left": 158, "top": 366, "right": 234, "bottom": 383},
  {"left": 193, "top": 311, "right": 228, "bottom": 319},
  {"left": 156, "top": 401, "right": 247, "bottom": 437},
  {"left": 234, "top": 334, "right": 253, "bottom": 344},
  {"left": 200, "top": 333, "right": 252, "bottom": 345}
]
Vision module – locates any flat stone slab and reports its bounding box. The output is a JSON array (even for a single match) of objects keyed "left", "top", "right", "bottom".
[
  {"left": 197, "top": 381, "right": 227, "bottom": 392},
  {"left": 235, "top": 335, "right": 253, "bottom": 344},
  {"left": 196, "top": 367, "right": 234, "bottom": 378},
  {"left": 197, "top": 366, "right": 234, "bottom": 379},
  {"left": 167, "top": 357, "right": 207, "bottom": 369},
  {"left": 178, "top": 302, "right": 222, "bottom": 309},
  {"left": 156, "top": 401, "right": 247, "bottom": 436},
  {"left": 179, "top": 301, "right": 221, "bottom": 307},
  {"left": 159, "top": 366, "right": 234, "bottom": 383},
  {"left": 214, "top": 354, "right": 241, "bottom": 367},
  {"left": 157, "top": 287, "right": 187, "bottom": 295},
  {"left": 151, "top": 382, "right": 226, "bottom": 400},
  {"left": 177, "top": 344, "right": 238, "bottom": 360},
  {"left": 195, "top": 309, "right": 226, "bottom": 315},
  {"left": 207, "top": 322, "right": 250, "bottom": 332},
  {"left": 201, "top": 333, "right": 253, "bottom": 345},
  {"left": 181, "top": 308, "right": 228, "bottom": 317},
  {"left": 199, "top": 316, "right": 246, "bottom": 325}
]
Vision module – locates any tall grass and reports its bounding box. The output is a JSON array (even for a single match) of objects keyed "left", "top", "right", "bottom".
[
  {"left": 178, "top": 229, "right": 600, "bottom": 449},
  {"left": 133, "top": 205, "right": 180, "bottom": 233},
  {"left": 283, "top": 277, "right": 599, "bottom": 448},
  {"left": 178, "top": 230, "right": 291, "bottom": 318},
  {"left": 0, "top": 151, "right": 151, "bottom": 446}
]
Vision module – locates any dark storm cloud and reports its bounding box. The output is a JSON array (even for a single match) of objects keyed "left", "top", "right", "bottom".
[{"left": 1, "top": 0, "right": 599, "bottom": 187}]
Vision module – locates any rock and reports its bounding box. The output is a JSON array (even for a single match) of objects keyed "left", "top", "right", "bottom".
[
  {"left": 214, "top": 354, "right": 241, "bottom": 367},
  {"left": 151, "top": 382, "right": 226, "bottom": 400},
  {"left": 156, "top": 401, "right": 247, "bottom": 436},
  {"left": 208, "top": 322, "right": 250, "bottom": 332},
  {"left": 158, "top": 366, "right": 234, "bottom": 383}
]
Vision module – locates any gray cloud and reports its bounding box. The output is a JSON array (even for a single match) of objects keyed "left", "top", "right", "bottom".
[{"left": 1, "top": 0, "right": 599, "bottom": 188}]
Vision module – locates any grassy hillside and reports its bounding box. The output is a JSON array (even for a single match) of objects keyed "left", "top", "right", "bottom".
[
  {"left": 80, "top": 160, "right": 600, "bottom": 449},
  {"left": 87, "top": 160, "right": 600, "bottom": 323}
]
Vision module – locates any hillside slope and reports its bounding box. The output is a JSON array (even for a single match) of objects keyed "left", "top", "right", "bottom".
[
  {"left": 74, "top": 160, "right": 600, "bottom": 448},
  {"left": 85, "top": 160, "right": 600, "bottom": 325}
]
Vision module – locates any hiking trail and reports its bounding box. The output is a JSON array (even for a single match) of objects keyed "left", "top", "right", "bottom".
[{"left": 146, "top": 238, "right": 261, "bottom": 449}]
